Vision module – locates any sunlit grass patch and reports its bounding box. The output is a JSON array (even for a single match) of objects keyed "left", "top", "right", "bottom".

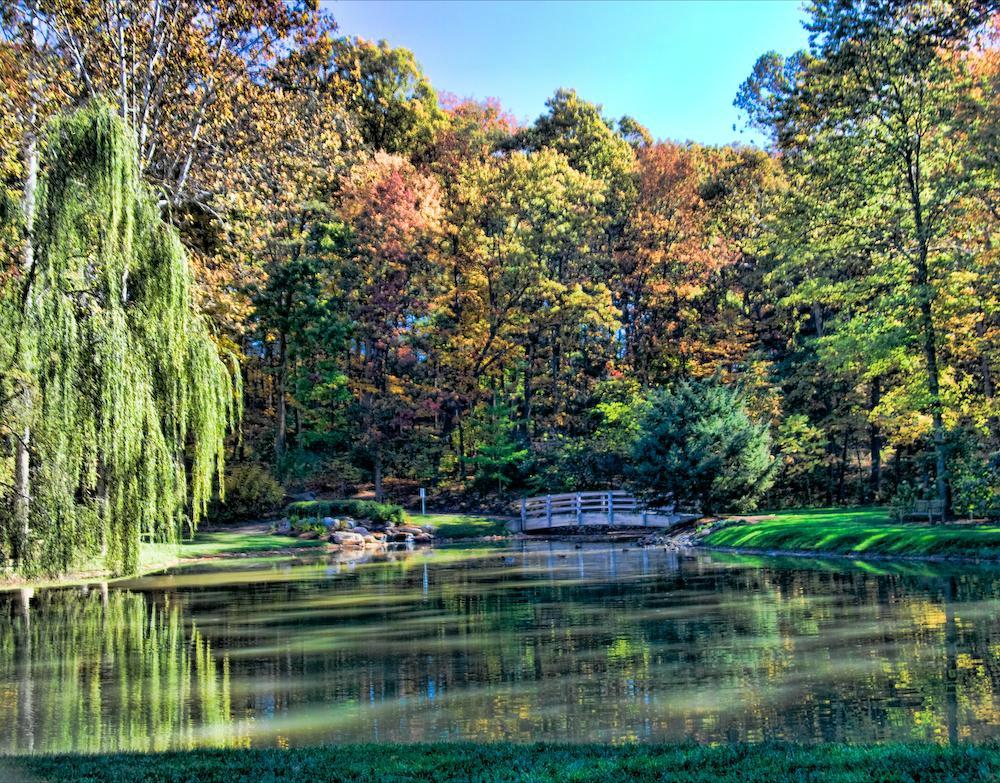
[
  {"left": 703, "top": 507, "right": 1000, "bottom": 560},
  {"left": 417, "top": 513, "right": 512, "bottom": 539},
  {"left": 137, "top": 531, "right": 324, "bottom": 572}
]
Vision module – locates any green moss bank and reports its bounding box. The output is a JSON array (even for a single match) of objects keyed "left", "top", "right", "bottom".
[
  {"left": 4, "top": 742, "right": 1000, "bottom": 783},
  {"left": 701, "top": 507, "right": 1000, "bottom": 561}
]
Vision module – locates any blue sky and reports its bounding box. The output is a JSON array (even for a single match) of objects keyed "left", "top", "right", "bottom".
[{"left": 326, "top": 1, "right": 809, "bottom": 146}]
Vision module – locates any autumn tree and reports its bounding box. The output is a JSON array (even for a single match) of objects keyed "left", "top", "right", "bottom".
[
  {"left": 329, "top": 37, "right": 445, "bottom": 158},
  {"left": 338, "top": 153, "right": 442, "bottom": 500},
  {"left": 740, "top": 0, "right": 996, "bottom": 505}
]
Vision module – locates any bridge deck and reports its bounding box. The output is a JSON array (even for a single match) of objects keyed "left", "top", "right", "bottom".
[{"left": 519, "top": 490, "right": 694, "bottom": 532}]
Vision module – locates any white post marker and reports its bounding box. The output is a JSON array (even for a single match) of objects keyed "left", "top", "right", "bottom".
[{"left": 419, "top": 487, "right": 427, "bottom": 516}]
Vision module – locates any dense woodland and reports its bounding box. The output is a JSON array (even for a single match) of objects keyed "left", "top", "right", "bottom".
[{"left": 1, "top": 0, "right": 999, "bottom": 574}]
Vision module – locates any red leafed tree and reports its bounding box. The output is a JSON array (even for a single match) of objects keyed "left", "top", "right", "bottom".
[{"left": 338, "top": 152, "right": 443, "bottom": 500}]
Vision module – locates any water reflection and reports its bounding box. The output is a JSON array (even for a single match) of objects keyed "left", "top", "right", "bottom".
[{"left": 2, "top": 543, "right": 1000, "bottom": 752}]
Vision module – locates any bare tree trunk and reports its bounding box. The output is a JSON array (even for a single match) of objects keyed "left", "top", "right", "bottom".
[
  {"left": 869, "top": 378, "right": 882, "bottom": 502},
  {"left": 274, "top": 331, "right": 287, "bottom": 466},
  {"left": 977, "top": 318, "right": 994, "bottom": 399},
  {"left": 812, "top": 302, "right": 824, "bottom": 338},
  {"left": 521, "top": 337, "right": 536, "bottom": 440},
  {"left": 835, "top": 428, "right": 849, "bottom": 504},
  {"left": 906, "top": 150, "right": 947, "bottom": 506},
  {"left": 921, "top": 288, "right": 948, "bottom": 504},
  {"left": 457, "top": 419, "right": 467, "bottom": 481},
  {"left": 14, "top": 131, "right": 38, "bottom": 568},
  {"left": 980, "top": 231, "right": 995, "bottom": 403},
  {"left": 374, "top": 453, "right": 383, "bottom": 502},
  {"left": 96, "top": 467, "right": 109, "bottom": 559}
]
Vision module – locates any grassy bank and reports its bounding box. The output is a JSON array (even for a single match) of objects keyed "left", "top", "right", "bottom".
[
  {"left": 3, "top": 513, "right": 507, "bottom": 590},
  {"left": 5, "top": 742, "right": 1000, "bottom": 783},
  {"left": 702, "top": 507, "right": 1000, "bottom": 560},
  {"left": 1, "top": 529, "right": 327, "bottom": 591}
]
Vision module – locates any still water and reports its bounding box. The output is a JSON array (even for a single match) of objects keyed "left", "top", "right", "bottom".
[{"left": 2, "top": 542, "right": 1000, "bottom": 753}]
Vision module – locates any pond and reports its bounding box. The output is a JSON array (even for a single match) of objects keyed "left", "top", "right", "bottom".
[{"left": 2, "top": 542, "right": 1000, "bottom": 753}]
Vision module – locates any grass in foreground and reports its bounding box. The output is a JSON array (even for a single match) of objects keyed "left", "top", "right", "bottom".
[
  {"left": 6, "top": 742, "right": 1000, "bottom": 783},
  {"left": 416, "top": 512, "right": 512, "bottom": 540},
  {"left": 703, "top": 507, "right": 1000, "bottom": 559}
]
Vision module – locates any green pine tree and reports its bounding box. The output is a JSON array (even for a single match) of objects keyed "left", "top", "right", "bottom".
[{"left": 630, "top": 380, "right": 775, "bottom": 514}]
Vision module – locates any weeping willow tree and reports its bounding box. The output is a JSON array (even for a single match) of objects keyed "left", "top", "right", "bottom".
[{"left": 1, "top": 102, "right": 239, "bottom": 576}]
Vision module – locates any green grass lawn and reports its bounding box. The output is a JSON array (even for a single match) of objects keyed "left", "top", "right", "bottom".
[
  {"left": 138, "top": 529, "right": 325, "bottom": 572},
  {"left": 6, "top": 742, "right": 1000, "bottom": 783},
  {"left": 416, "top": 512, "right": 512, "bottom": 540},
  {"left": 702, "top": 507, "right": 1000, "bottom": 559}
]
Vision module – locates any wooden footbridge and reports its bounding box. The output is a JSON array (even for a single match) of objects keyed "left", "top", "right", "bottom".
[{"left": 518, "top": 490, "right": 697, "bottom": 532}]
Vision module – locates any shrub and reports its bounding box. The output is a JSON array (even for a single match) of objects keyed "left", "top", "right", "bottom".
[
  {"left": 888, "top": 481, "right": 920, "bottom": 521},
  {"left": 951, "top": 454, "right": 1000, "bottom": 519},
  {"left": 286, "top": 519, "right": 327, "bottom": 535},
  {"left": 208, "top": 464, "right": 284, "bottom": 524},
  {"left": 286, "top": 499, "right": 405, "bottom": 524},
  {"left": 629, "top": 379, "right": 775, "bottom": 514}
]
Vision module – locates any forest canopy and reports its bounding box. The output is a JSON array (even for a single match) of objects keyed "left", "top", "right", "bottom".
[{"left": 1, "top": 0, "right": 999, "bottom": 574}]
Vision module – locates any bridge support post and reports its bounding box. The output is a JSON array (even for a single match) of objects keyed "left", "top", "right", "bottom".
[
  {"left": 607, "top": 491, "right": 614, "bottom": 526},
  {"left": 546, "top": 495, "right": 552, "bottom": 528}
]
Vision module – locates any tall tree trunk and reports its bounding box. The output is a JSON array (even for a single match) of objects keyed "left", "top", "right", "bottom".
[
  {"left": 374, "top": 452, "right": 383, "bottom": 502},
  {"left": 906, "top": 151, "right": 947, "bottom": 505},
  {"left": 977, "top": 318, "right": 994, "bottom": 398},
  {"left": 981, "top": 230, "right": 995, "bottom": 403},
  {"left": 869, "top": 378, "right": 882, "bottom": 502},
  {"left": 835, "top": 428, "right": 849, "bottom": 504},
  {"left": 978, "top": 317, "right": 999, "bottom": 444},
  {"left": 457, "top": 419, "right": 467, "bottom": 481},
  {"left": 550, "top": 327, "right": 561, "bottom": 423},
  {"left": 920, "top": 287, "right": 947, "bottom": 504},
  {"left": 14, "top": 130, "right": 38, "bottom": 568},
  {"left": 521, "top": 337, "right": 535, "bottom": 440},
  {"left": 274, "top": 330, "right": 287, "bottom": 465},
  {"left": 812, "top": 302, "right": 824, "bottom": 338}
]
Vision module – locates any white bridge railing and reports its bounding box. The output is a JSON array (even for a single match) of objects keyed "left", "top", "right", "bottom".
[{"left": 519, "top": 490, "right": 690, "bottom": 531}]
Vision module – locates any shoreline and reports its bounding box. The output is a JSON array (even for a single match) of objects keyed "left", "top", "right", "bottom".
[
  {"left": 0, "top": 525, "right": 331, "bottom": 591},
  {"left": 8, "top": 514, "right": 1000, "bottom": 591},
  {"left": 696, "top": 543, "right": 1000, "bottom": 567},
  {"left": 0, "top": 519, "right": 514, "bottom": 591}
]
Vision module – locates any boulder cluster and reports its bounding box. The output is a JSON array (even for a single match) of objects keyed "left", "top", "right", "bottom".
[{"left": 274, "top": 516, "right": 434, "bottom": 549}]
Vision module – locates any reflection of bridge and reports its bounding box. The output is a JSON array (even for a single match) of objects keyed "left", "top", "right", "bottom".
[{"left": 518, "top": 490, "right": 698, "bottom": 532}]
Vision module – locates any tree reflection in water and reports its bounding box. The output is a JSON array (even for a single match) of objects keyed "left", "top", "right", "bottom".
[{"left": 2, "top": 543, "right": 1000, "bottom": 752}]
